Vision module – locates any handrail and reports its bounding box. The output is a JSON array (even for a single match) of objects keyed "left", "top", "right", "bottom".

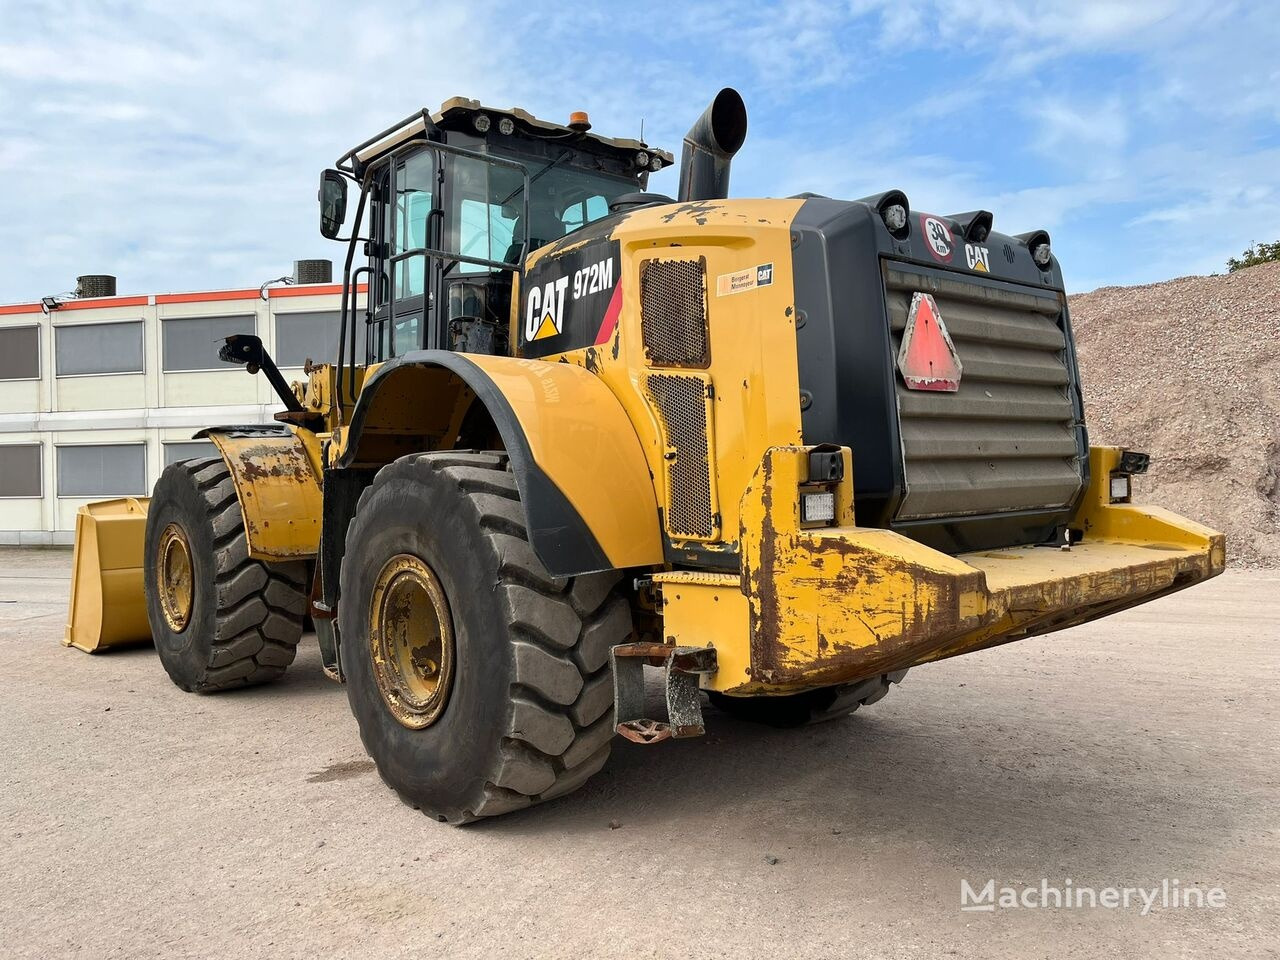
[
  {"left": 336, "top": 108, "right": 439, "bottom": 174},
  {"left": 335, "top": 169, "right": 373, "bottom": 412}
]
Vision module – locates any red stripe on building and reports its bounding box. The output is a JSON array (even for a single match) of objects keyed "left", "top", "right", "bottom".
[
  {"left": 0, "top": 303, "right": 40, "bottom": 316},
  {"left": 58, "top": 295, "right": 150, "bottom": 311},
  {"left": 269, "top": 282, "right": 367, "bottom": 298},
  {"left": 2, "top": 281, "right": 368, "bottom": 315},
  {"left": 155, "top": 289, "right": 260, "bottom": 304}
]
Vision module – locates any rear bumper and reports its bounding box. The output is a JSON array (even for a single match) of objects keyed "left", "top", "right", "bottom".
[{"left": 659, "top": 446, "right": 1225, "bottom": 695}]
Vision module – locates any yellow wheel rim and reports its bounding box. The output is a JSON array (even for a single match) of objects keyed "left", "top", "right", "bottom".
[
  {"left": 368, "top": 554, "right": 455, "bottom": 730},
  {"left": 156, "top": 522, "right": 194, "bottom": 633}
]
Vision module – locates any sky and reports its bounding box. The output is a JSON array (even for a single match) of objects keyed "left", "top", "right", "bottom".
[{"left": 1, "top": 0, "right": 1277, "bottom": 303}]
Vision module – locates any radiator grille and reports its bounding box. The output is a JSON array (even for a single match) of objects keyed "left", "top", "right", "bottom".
[
  {"left": 884, "top": 266, "right": 1083, "bottom": 521},
  {"left": 646, "top": 372, "right": 717, "bottom": 539},
  {"left": 640, "top": 257, "right": 710, "bottom": 367}
]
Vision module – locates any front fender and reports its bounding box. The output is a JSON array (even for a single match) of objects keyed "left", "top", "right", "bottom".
[
  {"left": 197, "top": 424, "right": 323, "bottom": 562},
  {"left": 339, "top": 352, "right": 663, "bottom": 577}
]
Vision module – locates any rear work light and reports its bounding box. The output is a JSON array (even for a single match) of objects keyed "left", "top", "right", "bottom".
[
  {"left": 1118, "top": 450, "right": 1151, "bottom": 474},
  {"left": 1109, "top": 474, "right": 1131, "bottom": 503},
  {"left": 801, "top": 491, "right": 836, "bottom": 524},
  {"left": 882, "top": 203, "right": 908, "bottom": 233}
]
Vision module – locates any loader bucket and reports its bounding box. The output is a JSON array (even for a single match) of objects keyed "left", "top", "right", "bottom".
[{"left": 63, "top": 497, "right": 153, "bottom": 653}]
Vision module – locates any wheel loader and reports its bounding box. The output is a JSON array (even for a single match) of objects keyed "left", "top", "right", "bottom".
[{"left": 65, "top": 88, "right": 1225, "bottom": 822}]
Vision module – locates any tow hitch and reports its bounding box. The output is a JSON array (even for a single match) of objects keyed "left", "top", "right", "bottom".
[{"left": 611, "top": 642, "right": 718, "bottom": 744}]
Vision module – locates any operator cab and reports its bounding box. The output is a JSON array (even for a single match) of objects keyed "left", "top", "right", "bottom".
[{"left": 319, "top": 98, "right": 672, "bottom": 375}]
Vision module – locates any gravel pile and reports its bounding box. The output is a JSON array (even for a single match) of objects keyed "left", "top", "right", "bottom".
[{"left": 1069, "top": 261, "right": 1280, "bottom": 567}]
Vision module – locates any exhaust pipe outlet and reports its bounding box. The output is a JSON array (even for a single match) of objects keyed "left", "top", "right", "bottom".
[{"left": 677, "top": 87, "right": 748, "bottom": 203}]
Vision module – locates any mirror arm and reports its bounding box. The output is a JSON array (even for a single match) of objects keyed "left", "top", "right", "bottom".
[{"left": 219, "top": 334, "right": 305, "bottom": 414}]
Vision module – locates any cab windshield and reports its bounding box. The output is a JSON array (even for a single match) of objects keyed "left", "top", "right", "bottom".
[{"left": 448, "top": 152, "right": 633, "bottom": 274}]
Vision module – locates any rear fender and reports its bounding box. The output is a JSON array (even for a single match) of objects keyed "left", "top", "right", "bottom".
[{"left": 337, "top": 351, "right": 663, "bottom": 577}]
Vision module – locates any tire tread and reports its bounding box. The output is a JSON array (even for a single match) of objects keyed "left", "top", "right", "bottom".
[
  {"left": 152, "top": 458, "right": 307, "bottom": 692},
  {"left": 348, "top": 451, "right": 631, "bottom": 822}
]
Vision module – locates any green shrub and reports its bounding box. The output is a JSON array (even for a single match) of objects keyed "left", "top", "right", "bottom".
[{"left": 1227, "top": 240, "right": 1280, "bottom": 272}]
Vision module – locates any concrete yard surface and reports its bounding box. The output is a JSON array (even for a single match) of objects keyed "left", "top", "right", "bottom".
[{"left": 1, "top": 547, "right": 1276, "bottom": 959}]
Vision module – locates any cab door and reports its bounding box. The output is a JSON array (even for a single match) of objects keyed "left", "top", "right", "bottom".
[
  {"left": 363, "top": 143, "right": 530, "bottom": 363},
  {"left": 368, "top": 148, "right": 441, "bottom": 359}
]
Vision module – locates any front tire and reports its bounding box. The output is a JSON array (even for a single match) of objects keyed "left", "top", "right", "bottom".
[
  {"left": 338, "top": 452, "right": 632, "bottom": 824},
  {"left": 144, "top": 458, "right": 308, "bottom": 692}
]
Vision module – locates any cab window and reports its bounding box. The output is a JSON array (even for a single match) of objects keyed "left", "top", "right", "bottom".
[
  {"left": 482, "top": 147, "right": 634, "bottom": 256},
  {"left": 560, "top": 194, "right": 609, "bottom": 231},
  {"left": 442, "top": 153, "right": 520, "bottom": 276},
  {"left": 457, "top": 197, "right": 518, "bottom": 275},
  {"left": 394, "top": 150, "right": 435, "bottom": 299}
]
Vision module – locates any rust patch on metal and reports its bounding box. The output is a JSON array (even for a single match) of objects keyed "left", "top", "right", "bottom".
[
  {"left": 754, "top": 540, "right": 981, "bottom": 684},
  {"left": 659, "top": 200, "right": 723, "bottom": 226},
  {"left": 746, "top": 454, "right": 782, "bottom": 673},
  {"left": 235, "top": 444, "right": 313, "bottom": 483},
  {"left": 741, "top": 446, "right": 986, "bottom": 688}
]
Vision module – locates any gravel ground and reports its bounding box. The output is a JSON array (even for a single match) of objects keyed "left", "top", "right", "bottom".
[
  {"left": 1071, "top": 261, "right": 1280, "bottom": 567},
  {"left": 1, "top": 547, "right": 1276, "bottom": 959}
]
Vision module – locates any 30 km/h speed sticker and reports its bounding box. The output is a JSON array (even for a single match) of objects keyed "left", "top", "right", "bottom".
[{"left": 921, "top": 215, "right": 954, "bottom": 263}]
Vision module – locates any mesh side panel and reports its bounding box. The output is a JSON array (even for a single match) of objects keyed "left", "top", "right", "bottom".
[
  {"left": 640, "top": 258, "right": 710, "bottom": 367},
  {"left": 646, "top": 373, "right": 715, "bottom": 539}
]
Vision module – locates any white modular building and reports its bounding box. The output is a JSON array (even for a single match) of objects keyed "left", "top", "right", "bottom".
[{"left": 0, "top": 268, "right": 362, "bottom": 544}]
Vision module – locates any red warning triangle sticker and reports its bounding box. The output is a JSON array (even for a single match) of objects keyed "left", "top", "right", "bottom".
[{"left": 897, "top": 292, "right": 962, "bottom": 391}]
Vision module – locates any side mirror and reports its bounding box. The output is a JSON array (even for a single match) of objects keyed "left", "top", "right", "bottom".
[{"left": 318, "top": 170, "right": 348, "bottom": 240}]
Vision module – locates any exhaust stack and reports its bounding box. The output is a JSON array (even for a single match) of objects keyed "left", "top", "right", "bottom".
[{"left": 677, "top": 88, "right": 748, "bottom": 203}]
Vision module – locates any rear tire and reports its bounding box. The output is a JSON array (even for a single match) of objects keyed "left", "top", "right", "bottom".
[
  {"left": 708, "top": 670, "right": 907, "bottom": 727},
  {"left": 144, "top": 458, "right": 308, "bottom": 692},
  {"left": 338, "top": 451, "right": 631, "bottom": 823}
]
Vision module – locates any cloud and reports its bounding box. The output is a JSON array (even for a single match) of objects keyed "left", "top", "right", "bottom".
[
  {"left": 0, "top": 0, "right": 519, "bottom": 300},
  {"left": 0, "top": 0, "right": 1275, "bottom": 302},
  {"left": 1033, "top": 99, "right": 1128, "bottom": 155}
]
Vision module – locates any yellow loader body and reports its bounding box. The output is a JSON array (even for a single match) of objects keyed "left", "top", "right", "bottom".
[{"left": 52, "top": 88, "right": 1231, "bottom": 821}]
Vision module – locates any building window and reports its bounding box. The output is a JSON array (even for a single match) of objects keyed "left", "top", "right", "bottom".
[
  {"left": 163, "top": 440, "right": 219, "bottom": 467},
  {"left": 55, "top": 321, "right": 144, "bottom": 376},
  {"left": 0, "top": 443, "right": 42, "bottom": 498},
  {"left": 56, "top": 444, "right": 147, "bottom": 497},
  {"left": 162, "top": 314, "right": 253, "bottom": 372},
  {"left": 0, "top": 326, "right": 40, "bottom": 381},
  {"left": 275, "top": 310, "right": 342, "bottom": 368}
]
